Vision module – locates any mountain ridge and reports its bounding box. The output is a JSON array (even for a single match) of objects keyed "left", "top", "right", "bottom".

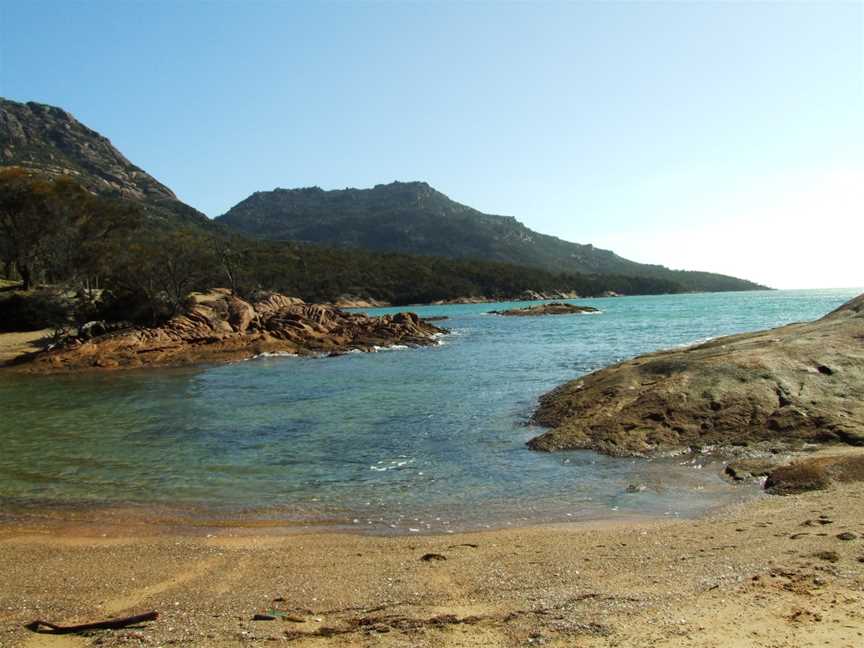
[
  {"left": 0, "top": 96, "right": 765, "bottom": 295},
  {"left": 217, "top": 180, "right": 766, "bottom": 292}
]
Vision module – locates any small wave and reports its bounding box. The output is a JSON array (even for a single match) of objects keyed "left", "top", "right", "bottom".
[
  {"left": 370, "top": 458, "right": 416, "bottom": 472},
  {"left": 250, "top": 351, "right": 298, "bottom": 360},
  {"left": 672, "top": 336, "right": 716, "bottom": 349},
  {"left": 442, "top": 329, "right": 468, "bottom": 336},
  {"left": 371, "top": 344, "right": 410, "bottom": 352}
]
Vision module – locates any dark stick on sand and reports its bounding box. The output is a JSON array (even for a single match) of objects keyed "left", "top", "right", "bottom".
[{"left": 25, "top": 611, "right": 159, "bottom": 634}]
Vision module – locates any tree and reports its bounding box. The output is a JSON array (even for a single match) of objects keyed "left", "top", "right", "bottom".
[
  {"left": 0, "top": 167, "right": 53, "bottom": 290},
  {"left": 213, "top": 235, "right": 253, "bottom": 296},
  {"left": 109, "top": 227, "right": 218, "bottom": 322},
  {"left": 0, "top": 169, "right": 143, "bottom": 296}
]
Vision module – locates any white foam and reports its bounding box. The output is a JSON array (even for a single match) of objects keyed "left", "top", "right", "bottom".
[
  {"left": 250, "top": 351, "right": 298, "bottom": 360},
  {"left": 369, "top": 458, "right": 416, "bottom": 472},
  {"left": 672, "top": 336, "right": 716, "bottom": 349},
  {"left": 371, "top": 344, "right": 410, "bottom": 352},
  {"left": 441, "top": 329, "right": 467, "bottom": 336}
]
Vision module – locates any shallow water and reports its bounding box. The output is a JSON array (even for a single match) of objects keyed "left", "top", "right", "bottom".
[{"left": 0, "top": 288, "right": 859, "bottom": 533}]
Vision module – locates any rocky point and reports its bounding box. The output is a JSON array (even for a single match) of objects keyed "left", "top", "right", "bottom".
[
  {"left": 8, "top": 290, "right": 445, "bottom": 373},
  {"left": 528, "top": 293, "right": 864, "bottom": 456}
]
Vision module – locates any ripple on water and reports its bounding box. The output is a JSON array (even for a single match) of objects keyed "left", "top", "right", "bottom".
[{"left": 0, "top": 288, "right": 859, "bottom": 533}]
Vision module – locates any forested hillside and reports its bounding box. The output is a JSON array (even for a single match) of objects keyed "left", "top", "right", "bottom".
[
  {"left": 218, "top": 182, "right": 766, "bottom": 293},
  {"left": 0, "top": 169, "right": 685, "bottom": 331},
  {"left": 0, "top": 96, "right": 766, "bottom": 334}
]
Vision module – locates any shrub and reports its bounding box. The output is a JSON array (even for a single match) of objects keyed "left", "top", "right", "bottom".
[{"left": 0, "top": 290, "right": 73, "bottom": 332}]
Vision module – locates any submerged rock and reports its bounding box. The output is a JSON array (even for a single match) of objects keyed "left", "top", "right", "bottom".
[
  {"left": 489, "top": 302, "right": 600, "bottom": 317},
  {"left": 528, "top": 293, "right": 864, "bottom": 456},
  {"left": 9, "top": 291, "right": 446, "bottom": 373}
]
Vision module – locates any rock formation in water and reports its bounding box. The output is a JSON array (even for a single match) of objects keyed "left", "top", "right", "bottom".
[
  {"left": 9, "top": 290, "right": 445, "bottom": 372},
  {"left": 528, "top": 293, "right": 864, "bottom": 456},
  {"left": 428, "top": 292, "right": 584, "bottom": 306},
  {"left": 516, "top": 290, "right": 583, "bottom": 301},
  {"left": 489, "top": 302, "right": 600, "bottom": 316}
]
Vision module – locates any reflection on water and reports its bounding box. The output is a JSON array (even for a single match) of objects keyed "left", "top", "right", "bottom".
[{"left": 0, "top": 288, "right": 858, "bottom": 532}]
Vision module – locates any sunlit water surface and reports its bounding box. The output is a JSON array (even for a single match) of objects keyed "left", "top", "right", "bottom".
[{"left": 0, "top": 288, "right": 859, "bottom": 533}]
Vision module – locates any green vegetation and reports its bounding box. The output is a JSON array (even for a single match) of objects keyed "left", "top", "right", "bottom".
[
  {"left": 0, "top": 170, "right": 691, "bottom": 332},
  {"left": 0, "top": 290, "right": 71, "bottom": 332},
  {"left": 235, "top": 241, "right": 684, "bottom": 305},
  {"left": 218, "top": 182, "right": 767, "bottom": 293},
  {"left": 0, "top": 95, "right": 766, "bottom": 336}
]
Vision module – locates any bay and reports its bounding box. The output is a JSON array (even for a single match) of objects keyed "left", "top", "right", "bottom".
[{"left": 0, "top": 288, "right": 858, "bottom": 532}]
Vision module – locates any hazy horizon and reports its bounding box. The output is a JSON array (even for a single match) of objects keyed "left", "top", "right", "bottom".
[{"left": 1, "top": 0, "right": 861, "bottom": 290}]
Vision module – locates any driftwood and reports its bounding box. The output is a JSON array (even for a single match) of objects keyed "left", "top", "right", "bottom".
[{"left": 25, "top": 611, "right": 158, "bottom": 634}]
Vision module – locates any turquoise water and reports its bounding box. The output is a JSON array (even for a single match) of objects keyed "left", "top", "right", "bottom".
[{"left": 0, "top": 288, "right": 859, "bottom": 532}]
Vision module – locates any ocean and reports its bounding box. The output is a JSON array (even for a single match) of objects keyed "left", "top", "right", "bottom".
[{"left": 0, "top": 288, "right": 858, "bottom": 533}]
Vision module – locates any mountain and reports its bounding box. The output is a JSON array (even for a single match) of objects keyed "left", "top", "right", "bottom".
[
  {"left": 0, "top": 97, "right": 208, "bottom": 226},
  {"left": 217, "top": 182, "right": 766, "bottom": 293},
  {"left": 0, "top": 97, "right": 763, "bottom": 301},
  {"left": 0, "top": 98, "right": 692, "bottom": 306}
]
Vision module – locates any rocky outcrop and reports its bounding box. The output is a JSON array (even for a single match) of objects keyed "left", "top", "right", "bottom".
[
  {"left": 9, "top": 291, "right": 445, "bottom": 373},
  {"left": 430, "top": 296, "right": 494, "bottom": 305},
  {"left": 724, "top": 458, "right": 780, "bottom": 482},
  {"left": 764, "top": 453, "right": 864, "bottom": 495},
  {"left": 522, "top": 290, "right": 583, "bottom": 301},
  {"left": 331, "top": 296, "right": 391, "bottom": 309},
  {"left": 490, "top": 302, "right": 599, "bottom": 316},
  {"left": 428, "top": 292, "right": 583, "bottom": 306},
  {"left": 528, "top": 293, "right": 864, "bottom": 456},
  {"left": 515, "top": 290, "right": 583, "bottom": 302}
]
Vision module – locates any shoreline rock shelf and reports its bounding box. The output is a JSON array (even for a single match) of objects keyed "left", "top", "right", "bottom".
[
  {"left": 528, "top": 293, "right": 864, "bottom": 456},
  {"left": 7, "top": 290, "right": 446, "bottom": 373},
  {"left": 489, "top": 302, "right": 600, "bottom": 316}
]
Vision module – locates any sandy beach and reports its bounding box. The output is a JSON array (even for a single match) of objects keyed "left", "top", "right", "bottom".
[
  {"left": 2, "top": 4, "right": 861, "bottom": 646},
  {"left": 2, "top": 450, "right": 862, "bottom": 648},
  {"left": 0, "top": 330, "right": 51, "bottom": 366}
]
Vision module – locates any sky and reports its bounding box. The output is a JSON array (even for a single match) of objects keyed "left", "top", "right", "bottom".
[{"left": 1, "top": 1, "right": 862, "bottom": 290}]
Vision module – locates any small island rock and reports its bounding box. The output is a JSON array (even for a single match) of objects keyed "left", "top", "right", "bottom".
[{"left": 489, "top": 302, "right": 600, "bottom": 317}]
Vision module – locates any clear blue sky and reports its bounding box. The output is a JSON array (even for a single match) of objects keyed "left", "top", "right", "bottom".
[{"left": 1, "top": 1, "right": 862, "bottom": 289}]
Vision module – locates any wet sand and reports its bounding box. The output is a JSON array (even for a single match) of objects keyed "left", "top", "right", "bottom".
[{"left": 2, "top": 452, "right": 863, "bottom": 647}]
